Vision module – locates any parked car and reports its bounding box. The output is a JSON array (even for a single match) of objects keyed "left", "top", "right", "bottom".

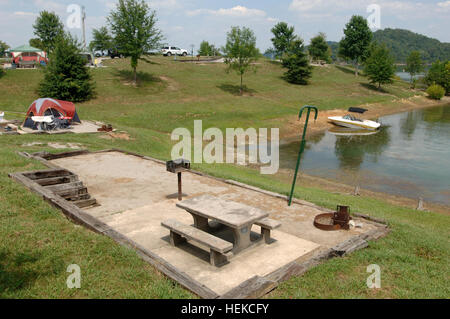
[
  {"left": 94, "top": 50, "right": 106, "bottom": 57},
  {"left": 161, "top": 46, "right": 188, "bottom": 57},
  {"left": 108, "top": 48, "right": 124, "bottom": 59}
]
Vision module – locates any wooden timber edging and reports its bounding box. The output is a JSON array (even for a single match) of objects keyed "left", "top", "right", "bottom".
[{"left": 13, "top": 148, "right": 390, "bottom": 299}]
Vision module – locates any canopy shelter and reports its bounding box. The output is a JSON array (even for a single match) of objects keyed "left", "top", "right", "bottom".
[
  {"left": 23, "top": 98, "right": 81, "bottom": 129},
  {"left": 9, "top": 45, "right": 47, "bottom": 66}
]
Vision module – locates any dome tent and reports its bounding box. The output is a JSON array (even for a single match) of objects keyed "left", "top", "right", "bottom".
[{"left": 23, "top": 98, "right": 81, "bottom": 129}]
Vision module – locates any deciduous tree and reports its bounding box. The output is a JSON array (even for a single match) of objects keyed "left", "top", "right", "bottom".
[
  {"left": 364, "top": 43, "right": 396, "bottom": 89},
  {"left": 29, "top": 38, "right": 45, "bottom": 51},
  {"left": 309, "top": 32, "right": 331, "bottom": 63},
  {"left": 198, "top": 41, "right": 220, "bottom": 56},
  {"left": 405, "top": 51, "right": 424, "bottom": 88},
  {"left": 222, "top": 26, "right": 259, "bottom": 94},
  {"left": 339, "top": 15, "right": 373, "bottom": 76},
  {"left": 33, "top": 11, "right": 64, "bottom": 53},
  {"left": 108, "top": 0, "right": 163, "bottom": 84},
  {"left": 0, "top": 40, "right": 10, "bottom": 57},
  {"left": 90, "top": 27, "right": 113, "bottom": 52}
]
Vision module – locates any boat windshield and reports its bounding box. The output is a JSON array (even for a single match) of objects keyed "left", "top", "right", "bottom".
[{"left": 343, "top": 114, "right": 363, "bottom": 122}]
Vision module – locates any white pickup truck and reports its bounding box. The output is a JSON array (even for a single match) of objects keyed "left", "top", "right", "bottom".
[{"left": 161, "top": 46, "right": 188, "bottom": 57}]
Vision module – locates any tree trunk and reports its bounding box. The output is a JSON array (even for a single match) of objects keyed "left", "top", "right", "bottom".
[
  {"left": 240, "top": 73, "right": 243, "bottom": 95},
  {"left": 133, "top": 67, "right": 137, "bottom": 85},
  {"left": 354, "top": 61, "right": 358, "bottom": 76}
]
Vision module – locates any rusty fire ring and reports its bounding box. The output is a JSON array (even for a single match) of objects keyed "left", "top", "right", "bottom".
[
  {"left": 314, "top": 213, "right": 341, "bottom": 231},
  {"left": 314, "top": 205, "right": 353, "bottom": 231}
]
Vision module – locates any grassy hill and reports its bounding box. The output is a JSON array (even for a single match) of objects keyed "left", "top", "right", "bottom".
[
  {"left": 0, "top": 56, "right": 416, "bottom": 137},
  {"left": 373, "top": 28, "right": 450, "bottom": 63}
]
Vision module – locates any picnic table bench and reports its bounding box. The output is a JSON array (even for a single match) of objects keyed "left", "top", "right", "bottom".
[
  {"left": 162, "top": 195, "right": 281, "bottom": 267},
  {"left": 162, "top": 219, "right": 233, "bottom": 266}
]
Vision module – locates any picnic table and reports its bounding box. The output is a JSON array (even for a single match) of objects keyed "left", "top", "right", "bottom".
[
  {"left": 18, "top": 61, "right": 36, "bottom": 69},
  {"left": 176, "top": 194, "right": 270, "bottom": 253}
]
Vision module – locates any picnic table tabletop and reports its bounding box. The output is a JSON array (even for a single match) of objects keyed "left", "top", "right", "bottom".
[{"left": 176, "top": 194, "right": 269, "bottom": 229}]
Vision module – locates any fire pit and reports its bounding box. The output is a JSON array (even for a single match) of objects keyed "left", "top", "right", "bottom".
[{"left": 314, "top": 205, "right": 352, "bottom": 231}]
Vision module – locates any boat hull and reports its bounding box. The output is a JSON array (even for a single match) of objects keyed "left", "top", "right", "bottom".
[{"left": 328, "top": 116, "right": 380, "bottom": 130}]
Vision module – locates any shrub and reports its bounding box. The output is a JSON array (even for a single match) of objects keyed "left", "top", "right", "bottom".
[
  {"left": 424, "top": 60, "right": 449, "bottom": 95},
  {"left": 426, "top": 84, "right": 445, "bottom": 100}
]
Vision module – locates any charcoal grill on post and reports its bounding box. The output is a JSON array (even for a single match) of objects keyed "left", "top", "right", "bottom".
[{"left": 166, "top": 159, "right": 191, "bottom": 201}]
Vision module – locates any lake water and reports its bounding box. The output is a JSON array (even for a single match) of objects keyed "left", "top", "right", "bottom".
[
  {"left": 278, "top": 105, "right": 450, "bottom": 206},
  {"left": 395, "top": 72, "right": 424, "bottom": 82}
]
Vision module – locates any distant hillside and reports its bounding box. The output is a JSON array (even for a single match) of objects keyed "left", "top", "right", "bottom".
[{"left": 373, "top": 28, "right": 450, "bottom": 63}]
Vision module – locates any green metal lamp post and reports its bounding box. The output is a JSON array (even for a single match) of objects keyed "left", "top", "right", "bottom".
[{"left": 288, "top": 105, "right": 318, "bottom": 206}]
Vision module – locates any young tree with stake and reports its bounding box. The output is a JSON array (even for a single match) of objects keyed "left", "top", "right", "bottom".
[
  {"left": 405, "top": 51, "right": 424, "bottom": 89},
  {"left": 222, "top": 26, "right": 259, "bottom": 94},
  {"left": 108, "top": 0, "right": 162, "bottom": 85}
]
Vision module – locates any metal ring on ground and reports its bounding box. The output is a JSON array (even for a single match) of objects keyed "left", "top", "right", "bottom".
[{"left": 313, "top": 213, "right": 341, "bottom": 231}]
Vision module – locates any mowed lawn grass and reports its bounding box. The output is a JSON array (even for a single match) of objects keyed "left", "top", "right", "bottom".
[
  {"left": 0, "top": 56, "right": 415, "bottom": 134},
  {"left": 0, "top": 57, "right": 448, "bottom": 298}
]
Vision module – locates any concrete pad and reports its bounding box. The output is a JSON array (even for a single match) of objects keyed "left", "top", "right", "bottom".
[
  {"left": 52, "top": 152, "right": 228, "bottom": 218},
  {"left": 49, "top": 151, "right": 384, "bottom": 296},
  {"left": 100, "top": 200, "right": 319, "bottom": 296},
  {"left": 52, "top": 152, "right": 378, "bottom": 247},
  {"left": 154, "top": 230, "right": 318, "bottom": 295},
  {"left": 18, "top": 120, "right": 102, "bottom": 135}
]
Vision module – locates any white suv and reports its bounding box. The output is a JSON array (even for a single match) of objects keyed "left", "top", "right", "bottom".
[{"left": 162, "top": 46, "right": 188, "bottom": 56}]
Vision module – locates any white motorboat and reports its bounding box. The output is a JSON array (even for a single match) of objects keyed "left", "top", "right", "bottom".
[{"left": 328, "top": 114, "right": 381, "bottom": 130}]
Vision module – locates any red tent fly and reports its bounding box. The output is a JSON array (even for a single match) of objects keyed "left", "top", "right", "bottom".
[{"left": 23, "top": 98, "right": 81, "bottom": 129}]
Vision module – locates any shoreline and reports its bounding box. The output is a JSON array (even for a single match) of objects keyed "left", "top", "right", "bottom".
[
  {"left": 268, "top": 95, "right": 450, "bottom": 214},
  {"left": 274, "top": 169, "right": 450, "bottom": 215},
  {"left": 279, "top": 95, "right": 450, "bottom": 140}
]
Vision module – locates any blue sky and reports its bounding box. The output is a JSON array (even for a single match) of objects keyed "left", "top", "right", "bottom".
[{"left": 1, "top": 0, "right": 449, "bottom": 51}]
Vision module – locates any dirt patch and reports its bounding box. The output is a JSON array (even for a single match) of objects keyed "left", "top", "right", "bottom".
[
  {"left": 159, "top": 76, "right": 180, "bottom": 91},
  {"left": 22, "top": 142, "right": 83, "bottom": 149},
  {"left": 99, "top": 132, "right": 134, "bottom": 141}
]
